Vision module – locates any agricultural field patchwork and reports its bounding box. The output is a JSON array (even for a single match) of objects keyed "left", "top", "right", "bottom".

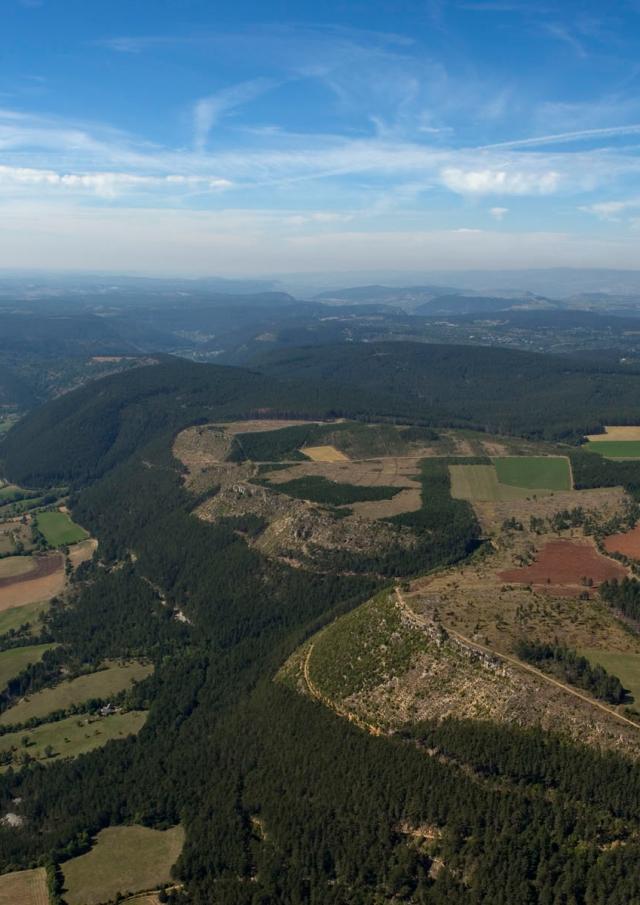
[
  {"left": 0, "top": 710, "right": 148, "bottom": 771},
  {"left": 604, "top": 524, "right": 640, "bottom": 559},
  {"left": 0, "top": 660, "right": 152, "bottom": 726},
  {"left": 62, "top": 824, "right": 185, "bottom": 905},
  {"left": 586, "top": 426, "right": 640, "bottom": 442},
  {"left": 36, "top": 510, "right": 88, "bottom": 546},
  {"left": 0, "top": 867, "right": 48, "bottom": 905},
  {"left": 0, "top": 557, "right": 35, "bottom": 581},
  {"left": 449, "top": 464, "right": 536, "bottom": 502},
  {"left": 0, "top": 643, "right": 56, "bottom": 690}
]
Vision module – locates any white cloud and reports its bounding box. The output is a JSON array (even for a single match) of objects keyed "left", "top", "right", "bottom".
[
  {"left": 489, "top": 206, "right": 509, "bottom": 220},
  {"left": 441, "top": 167, "right": 560, "bottom": 195}
]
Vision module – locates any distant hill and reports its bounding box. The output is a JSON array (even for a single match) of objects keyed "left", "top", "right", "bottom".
[{"left": 414, "top": 294, "right": 557, "bottom": 316}]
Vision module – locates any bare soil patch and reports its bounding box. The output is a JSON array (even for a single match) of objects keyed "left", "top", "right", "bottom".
[
  {"left": 0, "top": 554, "right": 64, "bottom": 611},
  {"left": 498, "top": 539, "right": 626, "bottom": 595},
  {"left": 604, "top": 524, "right": 640, "bottom": 560}
]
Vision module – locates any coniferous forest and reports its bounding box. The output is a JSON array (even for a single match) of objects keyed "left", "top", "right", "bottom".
[{"left": 3, "top": 355, "right": 640, "bottom": 903}]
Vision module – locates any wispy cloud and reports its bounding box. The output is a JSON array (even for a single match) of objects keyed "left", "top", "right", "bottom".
[
  {"left": 543, "top": 23, "right": 588, "bottom": 59},
  {"left": 581, "top": 197, "right": 640, "bottom": 220},
  {"left": 489, "top": 206, "right": 509, "bottom": 219},
  {"left": 484, "top": 123, "right": 640, "bottom": 149},
  {"left": 193, "top": 78, "right": 277, "bottom": 151}
]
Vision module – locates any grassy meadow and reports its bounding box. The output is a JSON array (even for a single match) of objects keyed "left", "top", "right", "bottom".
[
  {"left": 0, "top": 710, "right": 148, "bottom": 770},
  {"left": 585, "top": 440, "right": 640, "bottom": 459},
  {"left": 0, "top": 643, "right": 56, "bottom": 690},
  {"left": 36, "top": 510, "right": 88, "bottom": 546},
  {"left": 0, "top": 599, "right": 49, "bottom": 636},
  {"left": 0, "top": 660, "right": 152, "bottom": 726},
  {"left": 493, "top": 456, "right": 572, "bottom": 490},
  {"left": 62, "top": 824, "right": 184, "bottom": 905}
]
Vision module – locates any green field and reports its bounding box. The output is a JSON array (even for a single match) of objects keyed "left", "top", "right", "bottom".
[
  {"left": 492, "top": 456, "right": 571, "bottom": 490},
  {"left": 582, "top": 650, "right": 640, "bottom": 703},
  {"left": 0, "top": 643, "right": 56, "bottom": 690},
  {"left": 0, "top": 660, "right": 152, "bottom": 726},
  {"left": 585, "top": 440, "right": 640, "bottom": 459},
  {"left": 62, "top": 824, "right": 184, "bottom": 905},
  {"left": 449, "top": 464, "right": 537, "bottom": 502},
  {"left": 0, "top": 710, "right": 147, "bottom": 771},
  {"left": 0, "top": 599, "right": 49, "bottom": 637},
  {"left": 36, "top": 511, "right": 88, "bottom": 546}
]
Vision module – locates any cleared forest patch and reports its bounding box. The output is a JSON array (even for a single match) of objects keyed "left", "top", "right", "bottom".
[
  {"left": 0, "top": 867, "right": 48, "bottom": 905},
  {"left": 62, "top": 824, "right": 185, "bottom": 905},
  {"left": 302, "top": 445, "right": 349, "bottom": 462}
]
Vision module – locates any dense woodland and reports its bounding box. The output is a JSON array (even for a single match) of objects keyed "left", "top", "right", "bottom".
[
  {"left": 514, "top": 639, "right": 627, "bottom": 704},
  {"left": 5, "top": 355, "right": 640, "bottom": 902}
]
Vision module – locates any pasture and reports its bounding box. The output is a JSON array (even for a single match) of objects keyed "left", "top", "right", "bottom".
[
  {"left": 581, "top": 649, "right": 640, "bottom": 704},
  {"left": 36, "top": 510, "right": 88, "bottom": 546},
  {"left": 492, "top": 456, "right": 571, "bottom": 491},
  {"left": 0, "top": 867, "right": 48, "bottom": 905},
  {"left": 585, "top": 440, "right": 640, "bottom": 459},
  {"left": 0, "top": 660, "right": 152, "bottom": 726},
  {"left": 62, "top": 824, "right": 185, "bottom": 905},
  {"left": 0, "top": 643, "right": 55, "bottom": 690},
  {"left": 0, "top": 599, "right": 49, "bottom": 637},
  {"left": 0, "top": 710, "right": 148, "bottom": 770}
]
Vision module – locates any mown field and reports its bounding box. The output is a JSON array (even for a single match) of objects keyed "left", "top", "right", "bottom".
[
  {"left": 582, "top": 650, "right": 640, "bottom": 704},
  {"left": 62, "top": 824, "right": 185, "bottom": 905},
  {"left": 0, "top": 710, "right": 148, "bottom": 770},
  {"left": 0, "top": 558, "right": 34, "bottom": 580},
  {"left": 0, "top": 643, "right": 56, "bottom": 690},
  {"left": 449, "top": 464, "right": 535, "bottom": 502},
  {"left": 36, "top": 510, "right": 88, "bottom": 546},
  {"left": 492, "top": 456, "right": 572, "bottom": 490},
  {"left": 0, "top": 660, "right": 152, "bottom": 726},
  {"left": 0, "top": 867, "right": 48, "bottom": 905},
  {"left": 585, "top": 440, "right": 640, "bottom": 459}
]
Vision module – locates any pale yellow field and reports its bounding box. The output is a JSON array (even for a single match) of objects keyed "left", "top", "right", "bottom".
[
  {"left": 586, "top": 426, "right": 640, "bottom": 441},
  {"left": 0, "top": 867, "right": 48, "bottom": 905},
  {"left": 0, "top": 558, "right": 35, "bottom": 580},
  {"left": 302, "top": 445, "right": 349, "bottom": 462}
]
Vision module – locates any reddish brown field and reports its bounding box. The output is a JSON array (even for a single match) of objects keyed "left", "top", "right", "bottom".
[
  {"left": 604, "top": 524, "right": 640, "bottom": 560},
  {"left": 498, "top": 540, "right": 627, "bottom": 596},
  {"left": 0, "top": 554, "right": 65, "bottom": 611}
]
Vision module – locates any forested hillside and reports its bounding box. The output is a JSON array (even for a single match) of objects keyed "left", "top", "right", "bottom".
[
  {"left": 3, "top": 401, "right": 640, "bottom": 902},
  {"left": 8, "top": 341, "right": 640, "bottom": 487}
]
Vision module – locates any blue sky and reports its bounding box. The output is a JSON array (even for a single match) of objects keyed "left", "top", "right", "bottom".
[{"left": 2, "top": 0, "right": 640, "bottom": 274}]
